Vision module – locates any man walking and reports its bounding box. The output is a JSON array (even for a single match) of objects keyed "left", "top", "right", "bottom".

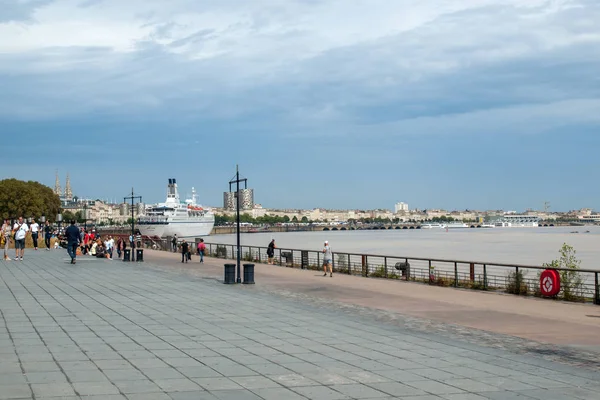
[
  {"left": 172, "top": 235, "right": 178, "bottom": 252},
  {"left": 197, "top": 238, "right": 206, "bottom": 263},
  {"left": 65, "top": 220, "right": 81, "bottom": 264},
  {"left": 30, "top": 218, "right": 40, "bottom": 250},
  {"left": 181, "top": 240, "right": 189, "bottom": 263},
  {"left": 44, "top": 220, "right": 52, "bottom": 250},
  {"left": 13, "top": 217, "right": 29, "bottom": 261},
  {"left": 323, "top": 240, "right": 333, "bottom": 277}
]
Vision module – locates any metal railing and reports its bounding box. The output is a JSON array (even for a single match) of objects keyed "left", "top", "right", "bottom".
[{"left": 197, "top": 242, "right": 600, "bottom": 305}]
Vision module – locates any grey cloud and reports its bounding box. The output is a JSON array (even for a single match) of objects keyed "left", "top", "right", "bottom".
[
  {"left": 0, "top": 0, "right": 599, "bottom": 143},
  {"left": 0, "top": 0, "right": 54, "bottom": 22}
]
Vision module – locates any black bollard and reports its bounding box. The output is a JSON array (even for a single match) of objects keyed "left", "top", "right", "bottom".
[
  {"left": 224, "top": 264, "right": 236, "bottom": 284},
  {"left": 243, "top": 263, "right": 255, "bottom": 284}
]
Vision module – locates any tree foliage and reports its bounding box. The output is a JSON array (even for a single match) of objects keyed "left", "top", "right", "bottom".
[
  {"left": 543, "top": 243, "right": 585, "bottom": 301},
  {"left": 0, "top": 179, "right": 61, "bottom": 221}
]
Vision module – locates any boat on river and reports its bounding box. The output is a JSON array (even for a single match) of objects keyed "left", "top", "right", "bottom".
[{"left": 137, "top": 179, "right": 215, "bottom": 239}]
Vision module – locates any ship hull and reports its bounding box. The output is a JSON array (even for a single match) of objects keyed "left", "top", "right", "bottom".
[{"left": 139, "top": 220, "right": 214, "bottom": 239}]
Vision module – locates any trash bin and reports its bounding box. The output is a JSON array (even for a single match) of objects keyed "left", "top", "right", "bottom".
[
  {"left": 136, "top": 249, "right": 144, "bottom": 262},
  {"left": 243, "top": 263, "right": 255, "bottom": 284},
  {"left": 123, "top": 249, "right": 131, "bottom": 262},
  {"left": 282, "top": 252, "right": 293, "bottom": 267},
  {"left": 224, "top": 264, "right": 236, "bottom": 284}
]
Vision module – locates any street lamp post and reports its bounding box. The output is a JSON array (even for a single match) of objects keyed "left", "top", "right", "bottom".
[
  {"left": 229, "top": 165, "right": 247, "bottom": 284},
  {"left": 56, "top": 213, "right": 63, "bottom": 236},
  {"left": 83, "top": 201, "right": 88, "bottom": 232},
  {"left": 124, "top": 188, "right": 142, "bottom": 261}
]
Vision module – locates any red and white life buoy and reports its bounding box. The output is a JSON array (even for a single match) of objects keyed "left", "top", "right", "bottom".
[{"left": 540, "top": 269, "right": 561, "bottom": 297}]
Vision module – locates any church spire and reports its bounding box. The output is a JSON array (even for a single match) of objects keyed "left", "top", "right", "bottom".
[
  {"left": 54, "top": 170, "right": 62, "bottom": 197},
  {"left": 65, "top": 173, "right": 73, "bottom": 200}
]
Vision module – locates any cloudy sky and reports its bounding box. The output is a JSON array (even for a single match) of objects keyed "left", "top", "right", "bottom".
[{"left": 1, "top": 0, "right": 599, "bottom": 211}]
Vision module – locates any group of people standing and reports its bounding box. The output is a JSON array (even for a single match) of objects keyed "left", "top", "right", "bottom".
[
  {"left": 178, "top": 238, "right": 206, "bottom": 263},
  {"left": 2, "top": 217, "right": 55, "bottom": 261}
]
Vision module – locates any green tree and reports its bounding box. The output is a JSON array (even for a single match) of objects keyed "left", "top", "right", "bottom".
[
  {"left": 543, "top": 243, "right": 585, "bottom": 301},
  {"left": 62, "top": 211, "right": 77, "bottom": 223},
  {"left": 292, "top": 216, "right": 298, "bottom": 222},
  {"left": 301, "top": 216, "right": 308, "bottom": 223},
  {"left": 0, "top": 179, "right": 61, "bottom": 221}
]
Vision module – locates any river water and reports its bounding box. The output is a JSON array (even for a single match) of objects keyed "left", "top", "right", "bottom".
[{"left": 209, "top": 226, "right": 600, "bottom": 270}]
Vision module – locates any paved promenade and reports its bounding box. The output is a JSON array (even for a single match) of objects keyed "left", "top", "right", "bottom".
[{"left": 1, "top": 250, "right": 599, "bottom": 400}]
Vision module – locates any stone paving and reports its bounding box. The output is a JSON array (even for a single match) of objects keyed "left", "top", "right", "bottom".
[{"left": 1, "top": 251, "right": 600, "bottom": 400}]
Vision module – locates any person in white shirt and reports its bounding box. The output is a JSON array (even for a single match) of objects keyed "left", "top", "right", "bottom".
[
  {"left": 13, "top": 217, "right": 29, "bottom": 261},
  {"left": 105, "top": 236, "right": 115, "bottom": 259},
  {"left": 30, "top": 218, "right": 40, "bottom": 250},
  {"left": 322, "top": 240, "right": 333, "bottom": 277}
]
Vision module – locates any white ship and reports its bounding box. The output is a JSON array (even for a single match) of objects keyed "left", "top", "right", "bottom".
[
  {"left": 493, "top": 215, "right": 540, "bottom": 228},
  {"left": 421, "top": 223, "right": 445, "bottom": 229},
  {"left": 444, "top": 222, "right": 470, "bottom": 229},
  {"left": 137, "top": 179, "right": 215, "bottom": 239}
]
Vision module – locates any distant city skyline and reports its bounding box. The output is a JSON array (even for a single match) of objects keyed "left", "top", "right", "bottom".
[
  {"left": 4, "top": 170, "right": 597, "bottom": 214},
  {"left": 1, "top": 1, "right": 599, "bottom": 211}
]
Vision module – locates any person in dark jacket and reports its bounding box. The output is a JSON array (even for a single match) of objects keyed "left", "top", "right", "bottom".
[
  {"left": 181, "top": 240, "right": 189, "bottom": 263},
  {"left": 44, "top": 220, "right": 52, "bottom": 250},
  {"left": 267, "top": 239, "right": 276, "bottom": 264},
  {"left": 65, "top": 220, "right": 81, "bottom": 264}
]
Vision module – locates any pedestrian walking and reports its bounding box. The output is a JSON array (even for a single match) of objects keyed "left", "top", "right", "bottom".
[
  {"left": 30, "top": 218, "right": 40, "bottom": 250},
  {"left": 116, "top": 237, "right": 123, "bottom": 259},
  {"left": 13, "top": 217, "right": 29, "bottom": 261},
  {"left": 267, "top": 239, "right": 276, "bottom": 264},
  {"left": 106, "top": 236, "right": 115, "bottom": 259},
  {"left": 2, "top": 219, "right": 12, "bottom": 260},
  {"left": 197, "top": 238, "right": 206, "bottom": 263},
  {"left": 172, "top": 235, "right": 178, "bottom": 252},
  {"left": 322, "top": 240, "right": 333, "bottom": 277},
  {"left": 181, "top": 240, "right": 189, "bottom": 263},
  {"left": 65, "top": 220, "right": 80, "bottom": 264},
  {"left": 44, "top": 220, "right": 52, "bottom": 250},
  {"left": 135, "top": 232, "right": 142, "bottom": 249}
]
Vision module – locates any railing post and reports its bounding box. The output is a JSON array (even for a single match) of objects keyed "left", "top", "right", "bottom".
[
  {"left": 279, "top": 249, "right": 282, "bottom": 266},
  {"left": 405, "top": 258, "right": 410, "bottom": 280},
  {"left": 348, "top": 254, "right": 351, "bottom": 275},
  {"left": 428, "top": 259, "right": 433, "bottom": 284},
  {"left": 470, "top": 263, "right": 475, "bottom": 282},
  {"left": 258, "top": 246, "right": 261, "bottom": 263},
  {"left": 231, "top": 245, "right": 234, "bottom": 260},
  {"left": 454, "top": 262, "right": 458, "bottom": 287},
  {"left": 595, "top": 272, "right": 600, "bottom": 305},
  {"left": 384, "top": 257, "right": 388, "bottom": 279},
  {"left": 515, "top": 266, "right": 520, "bottom": 295},
  {"left": 332, "top": 253, "right": 335, "bottom": 272},
  {"left": 483, "top": 264, "right": 487, "bottom": 290},
  {"left": 317, "top": 251, "right": 320, "bottom": 269},
  {"left": 291, "top": 250, "right": 294, "bottom": 268},
  {"left": 365, "top": 255, "right": 369, "bottom": 277}
]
